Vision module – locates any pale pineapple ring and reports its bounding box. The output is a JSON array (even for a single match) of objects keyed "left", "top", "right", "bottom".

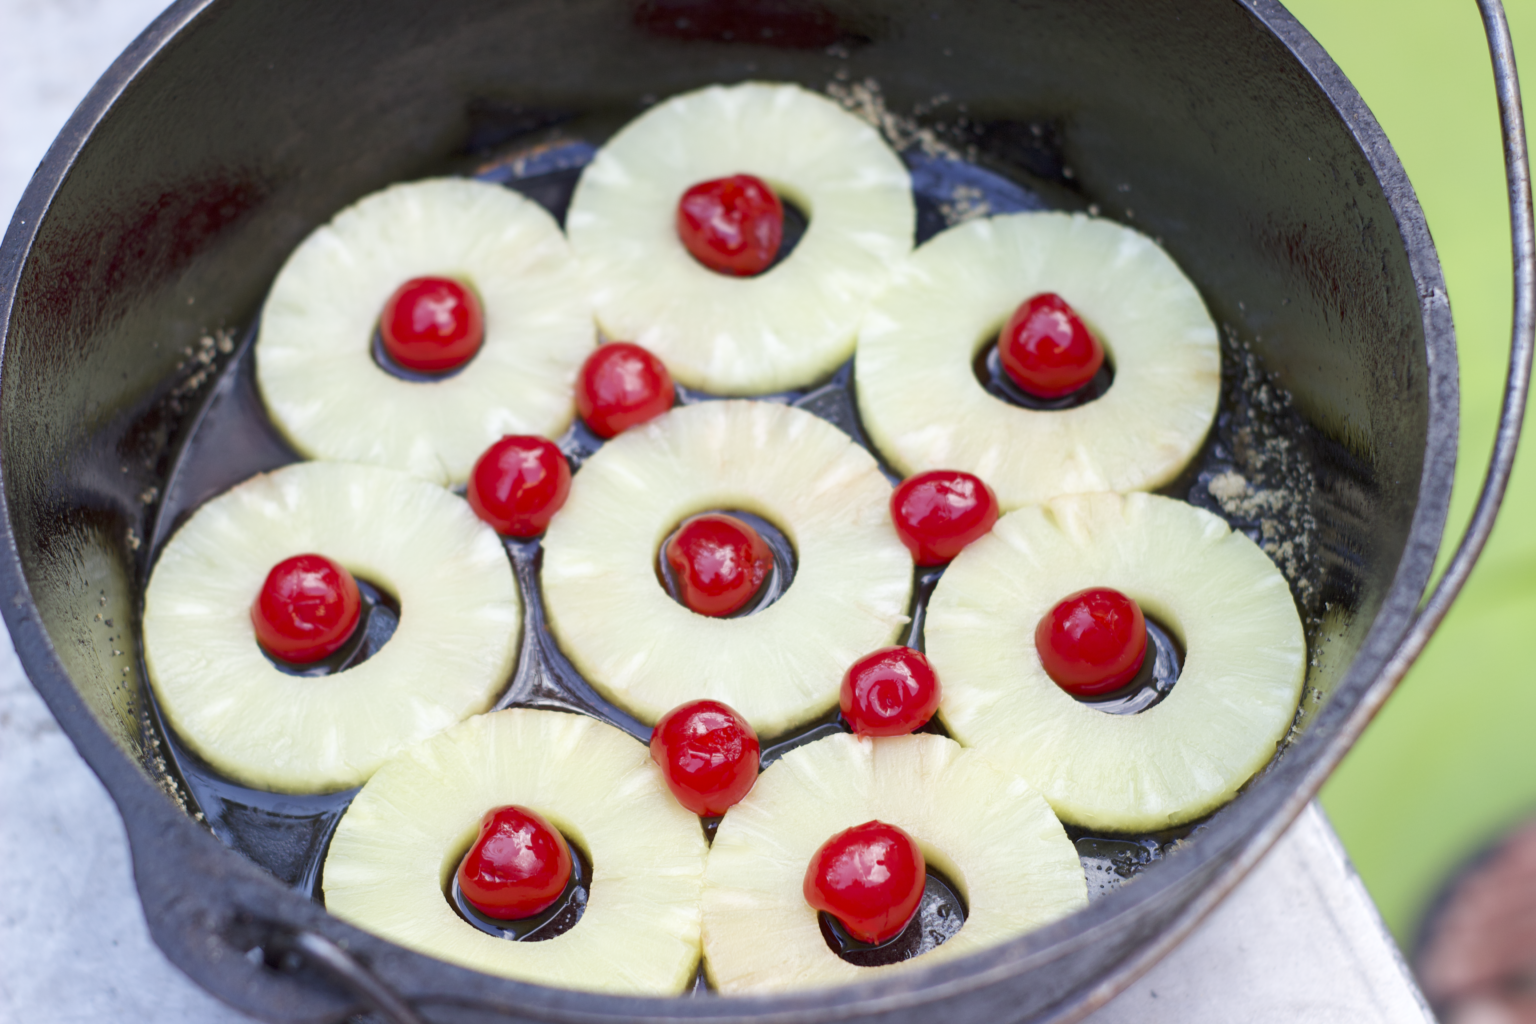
[
  {"left": 256, "top": 178, "right": 594, "bottom": 487},
  {"left": 702, "top": 732, "right": 1087, "bottom": 993},
  {"left": 324, "top": 709, "right": 708, "bottom": 995},
  {"left": 566, "top": 81, "right": 915, "bottom": 394},
  {"left": 541, "top": 401, "right": 912, "bottom": 737},
  {"left": 855, "top": 212, "right": 1220, "bottom": 508},
  {"left": 142, "top": 462, "right": 520, "bottom": 794},
  {"left": 927, "top": 492, "right": 1306, "bottom": 832}
]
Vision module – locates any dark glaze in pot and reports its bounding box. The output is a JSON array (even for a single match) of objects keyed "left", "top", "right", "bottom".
[{"left": 0, "top": 0, "right": 1472, "bottom": 1021}]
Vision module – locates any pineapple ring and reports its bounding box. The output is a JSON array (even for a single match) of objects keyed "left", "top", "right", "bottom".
[
  {"left": 855, "top": 212, "right": 1221, "bottom": 508},
  {"left": 702, "top": 732, "right": 1087, "bottom": 993},
  {"left": 566, "top": 82, "right": 915, "bottom": 394},
  {"left": 256, "top": 178, "right": 594, "bottom": 486},
  {"left": 323, "top": 709, "right": 708, "bottom": 995},
  {"left": 927, "top": 492, "right": 1307, "bottom": 831},
  {"left": 541, "top": 401, "right": 912, "bottom": 737},
  {"left": 142, "top": 462, "right": 520, "bottom": 793}
]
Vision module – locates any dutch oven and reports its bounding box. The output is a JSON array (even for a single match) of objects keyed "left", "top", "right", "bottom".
[{"left": 1, "top": 0, "right": 1530, "bottom": 1021}]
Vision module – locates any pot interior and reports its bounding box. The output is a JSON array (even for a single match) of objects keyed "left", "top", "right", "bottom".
[{"left": 0, "top": 0, "right": 1453, "bottom": 1020}]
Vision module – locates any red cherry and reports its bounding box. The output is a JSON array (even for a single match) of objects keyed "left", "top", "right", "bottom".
[
  {"left": 663, "top": 514, "right": 773, "bottom": 617},
  {"left": 379, "top": 276, "right": 484, "bottom": 373},
  {"left": 890, "top": 470, "right": 1000, "bottom": 566},
  {"left": 575, "top": 342, "right": 675, "bottom": 438},
  {"left": 649, "top": 699, "right": 760, "bottom": 816},
  {"left": 457, "top": 805, "right": 573, "bottom": 920},
  {"left": 467, "top": 436, "right": 572, "bottom": 537},
  {"left": 250, "top": 554, "right": 361, "bottom": 663},
  {"left": 999, "top": 292, "right": 1104, "bottom": 399},
  {"left": 840, "top": 647, "right": 941, "bottom": 738},
  {"left": 676, "top": 174, "right": 784, "bottom": 276},
  {"left": 1036, "top": 587, "right": 1149, "bottom": 697},
  {"left": 803, "top": 820, "right": 925, "bottom": 945}
]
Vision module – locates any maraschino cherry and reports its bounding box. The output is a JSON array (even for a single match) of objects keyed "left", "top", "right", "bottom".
[
  {"left": 379, "top": 276, "right": 484, "bottom": 374},
  {"left": 663, "top": 513, "right": 773, "bottom": 617},
  {"left": 467, "top": 436, "right": 571, "bottom": 537},
  {"left": 457, "top": 805, "right": 573, "bottom": 920},
  {"left": 1036, "top": 587, "right": 1148, "bottom": 697},
  {"left": 575, "top": 342, "right": 675, "bottom": 438},
  {"left": 676, "top": 174, "right": 784, "bottom": 276},
  {"left": 803, "top": 820, "right": 925, "bottom": 945},
  {"left": 890, "top": 470, "right": 1000, "bottom": 566},
  {"left": 251, "top": 554, "right": 361, "bottom": 663},
  {"left": 650, "top": 699, "right": 760, "bottom": 816},
  {"left": 840, "top": 647, "right": 941, "bottom": 737},
  {"left": 999, "top": 292, "right": 1104, "bottom": 399}
]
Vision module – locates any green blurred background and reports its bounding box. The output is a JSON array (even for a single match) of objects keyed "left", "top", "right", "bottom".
[{"left": 1282, "top": 0, "right": 1536, "bottom": 949}]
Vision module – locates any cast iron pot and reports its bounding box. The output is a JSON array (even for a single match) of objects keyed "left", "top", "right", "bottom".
[{"left": 1, "top": 0, "right": 1530, "bottom": 1022}]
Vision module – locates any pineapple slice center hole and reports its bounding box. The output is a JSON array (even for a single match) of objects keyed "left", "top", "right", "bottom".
[
  {"left": 448, "top": 833, "right": 592, "bottom": 942},
  {"left": 770, "top": 196, "right": 809, "bottom": 271},
  {"left": 656, "top": 509, "right": 798, "bottom": 617},
  {"left": 679, "top": 192, "right": 809, "bottom": 277},
  {"left": 258, "top": 576, "right": 399, "bottom": 677},
  {"left": 973, "top": 335, "right": 1114, "bottom": 411},
  {"left": 370, "top": 279, "right": 483, "bottom": 382},
  {"left": 817, "top": 863, "right": 967, "bottom": 967},
  {"left": 1072, "top": 613, "right": 1184, "bottom": 715}
]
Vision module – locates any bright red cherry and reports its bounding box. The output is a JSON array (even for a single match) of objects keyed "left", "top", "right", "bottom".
[
  {"left": 457, "top": 805, "right": 573, "bottom": 920},
  {"left": 840, "top": 647, "right": 942, "bottom": 738},
  {"left": 379, "top": 276, "right": 484, "bottom": 373},
  {"left": 1036, "top": 587, "right": 1149, "bottom": 697},
  {"left": 803, "top": 820, "right": 925, "bottom": 945},
  {"left": 890, "top": 470, "right": 1000, "bottom": 566},
  {"left": 676, "top": 174, "right": 784, "bottom": 276},
  {"left": 663, "top": 513, "right": 773, "bottom": 617},
  {"left": 251, "top": 554, "right": 361, "bottom": 663},
  {"left": 467, "top": 436, "right": 572, "bottom": 537},
  {"left": 999, "top": 292, "right": 1105, "bottom": 399},
  {"left": 649, "top": 699, "right": 760, "bottom": 816},
  {"left": 575, "top": 342, "right": 675, "bottom": 438}
]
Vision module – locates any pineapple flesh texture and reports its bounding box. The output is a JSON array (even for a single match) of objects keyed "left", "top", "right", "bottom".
[
  {"left": 702, "top": 732, "right": 1087, "bottom": 993},
  {"left": 927, "top": 492, "right": 1306, "bottom": 831},
  {"left": 256, "top": 178, "right": 594, "bottom": 486},
  {"left": 566, "top": 82, "right": 914, "bottom": 394},
  {"left": 324, "top": 709, "right": 708, "bottom": 994},
  {"left": 855, "top": 213, "right": 1220, "bottom": 509},
  {"left": 540, "top": 401, "right": 912, "bottom": 737},
  {"left": 142, "top": 462, "right": 520, "bottom": 793}
]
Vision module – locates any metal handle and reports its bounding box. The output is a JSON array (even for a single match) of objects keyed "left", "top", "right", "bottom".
[
  {"left": 1383, "top": 0, "right": 1533, "bottom": 690},
  {"left": 278, "top": 930, "right": 429, "bottom": 1024}
]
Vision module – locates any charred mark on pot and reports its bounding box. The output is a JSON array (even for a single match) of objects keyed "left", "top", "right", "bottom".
[
  {"left": 26, "top": 173, "right": 268, "bottom": 326},
  {"left": 631, "top": 0, "right": 872, "bottom": 50}
]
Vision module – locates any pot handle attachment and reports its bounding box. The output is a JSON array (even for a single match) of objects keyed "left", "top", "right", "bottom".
[
  {"left": 263, "top": 928, "right": 429, "bottom": 1024},
  {"left": 1391, "top": 0, "right": 1533, "bottom": 678}
]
